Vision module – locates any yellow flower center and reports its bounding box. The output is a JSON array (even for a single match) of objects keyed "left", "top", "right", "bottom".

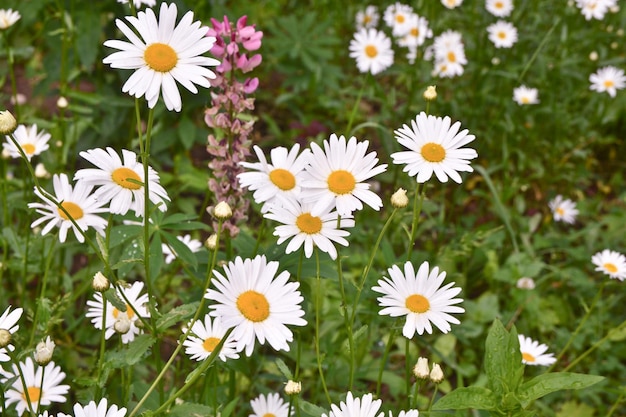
[
  {"left": 111, "top": 167, "right": 142, "bottom": 190},
  {"left": 411, "top": 27, "right": 419, "bottom": 37},
  {"left": 365, "top": 44, "right": 378, "bottom": 58},
  {"left": 421, "top": 143, "right": 446, "bottom": 163},
  {"left": 405, "top": 294, "right": 430, "bottom": 313},
  {"left": 604, "top": 80, "right": 615, "bottom": 88},
  {"left": 21, "top": 143, "right": 36, "bottom": 155},
  {"left": 203, "top": 337, "right": 221, "bottom": 352},
  {"left": 263, "top": 414, "right": 277, "bottom": 417},
  {"left": 58, "top": 201, "right": 84, "bottom": 220},
  {"left": 395, "top": 14, "right": 405, "bottom": 24},
  {"left": 237, "top": 290, "right": 270, "bottom": 322},
  {"left": 498, "top": 31, "right": 506, "bottom": 39},
  {"left": 521, "top": 96, "right": 530, "bottom": 104},
  {"left": 447, "top": 51, "right": 456, "bottom": 63},
  {"left": 556, "top": 207, "right": 565, "bottom": 216},
  {"left": 22, "top": 386, "right": 41, "bottom": 403},
  {"left": 144, "top": 43, "right": 178, "bottom": 72},
  {"left": 495, "top": 1, "right": 504, "bottom": 8},
  {"left": 112, "top": 304, "right": 136, "bottom": 320},
  {"left": 327, "top": 170, "right": 356, "bottom": 195},
  {"left": 269, "top": 168, "right": 296, "bottom": 191},
  {"left": 604, "top": 263, "right": 618, "bottom": 273},
  {"left": 363, "top": 15, "right": 372, "bottom": 24},
  {"left": 296, "top": 213, "right": 322, "bottom": 235},
  {"left": 522, "top": 352, "right": 535, "bottom": 362}
]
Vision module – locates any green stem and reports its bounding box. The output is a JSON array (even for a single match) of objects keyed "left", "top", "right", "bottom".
[
  {"left": 562, "top": 318, "right": 626, "bottom": 373},
  {"left": 405, "top": 338, "right": 411, "bottom": 409},
  {"left": 517, "top": 17, "right": 561, "bottom": 83},
  {"left": 314, "top": 249, "right": 332, "bottom": 405},
  {"left": 336, "top": 242, "right": 355, "bottom": 390},
  {"left": 427, "top": 384, "right": 439, "bottom": 413},
  {"left": 95, "top": 294, "right": 108, "bottom": 400},
  {"left": 606, "top": 393, "right": 625, "bottom": 417},
  {"left": 29, "top": 238, "right": 57, "bottom": 346},
  {"left": 406, "top": 183, "right": 424, "bottom": 262},
  {"left": 3, "top": 32, "right": 20, "bottom": 121},
  {"left": 346, "top": 79, "right": 367, "bottom": 136},
  {"left": 376, "top": 325, "right": 398, "bottom": 397},
  {"left": 8, "top": 351, "right": 36, "bottom": 417}
]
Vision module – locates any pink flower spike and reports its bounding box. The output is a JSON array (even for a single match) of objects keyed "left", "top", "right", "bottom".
[
  {"left": 236, "top": 15, "right": 248, "bottom": 30},
  {"left": 226, "top": 42, "right": 239, "bottom": 56},
  {"left": 243, "top": 77, "right": 259, "bottom": 94},
  {"left": 242, "top": 31, "right": 263, "bottom": 51}
]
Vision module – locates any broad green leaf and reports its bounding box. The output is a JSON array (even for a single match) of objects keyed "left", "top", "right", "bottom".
[
  {"left": 555, "top": 400, "right": 596, "bottom": 417},
  {"left": 518, "top": 373, "right": 604, "bottom": 407},
  {"left": 167, "top": 402, "right": 215, "bottom": 417},
  {"left": 275, "top": 357, "right": 294, "bottom": 380},
  {"left": 103, "top": 286, "right": 126, "bottom": 313},
  {"left": 161, "top": 230, "right": 197, "bottom": 268},
  {"left": 432, "top": 387, "right": 498, "bottom": 410},
  {"left": 220, "top": 397, "right": 239, "bottom": 417},
  {"left": 485, "top": 319, "right": 524, "bottom": 395},
  {"left": 299, "top": 400, "right": 328, "bottom": 417},
  {"left": 156, "top": 302, "right": 200, "bottom": 332},
  {"left": 105, "top": 335, "right": 155, "bottom": 369}
]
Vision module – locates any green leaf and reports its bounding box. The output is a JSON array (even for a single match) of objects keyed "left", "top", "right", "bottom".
[
  {"left": 74, "top": 10, "right": 100, "bottom": 69},
  {"left": 518, "top": 373, "right": 604, "bottom": 407},
  {"left": 299, "top": 400, "right": 328, "bottom": 417},
  {"left": 275, "top": 358, "right": 294, "bottom": 380},
  {"left": 149, "top": 231, "right": 164, "bottom": 281},
  {"left": 177, "top": 116, "right": 196, "bottom": 150},
  {"left": 104, "top": 287, "right": 126, "bottom": 313},
  {"left": 219, "top": 397, "right": 239, "bottom": 417},
  {"left": 105, "top": 334, "right": 156, "bottom": 369},
  {"left": 161, "top": 230, "right": 197, "bottom": 268},
  {"left": 485, "top": 319, "right": 524, "bottom": 396},
  {"left": 167, "top": 402, "right": 215, "bottom": 417},
  {"left": 156, "top": 302, "right": 200, "bottom": 332},
  {"left": 432, "top": 387, "right": 498, "bottom": 410}
]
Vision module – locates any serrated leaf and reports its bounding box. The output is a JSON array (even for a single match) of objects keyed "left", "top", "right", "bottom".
[
  {"left": 156, "top": 302, "right": 200, "bottom": 332},
  {"left": 518, "top": 373, "right": 604, "bottom": 407},
  {"left": 432, "top": 387, "right": 498, "bottom": 411},
  {"left": 485, "top": 319, "right": 524, "bottom": 395},
  {"left": 104, "top": 287, "right": 126, "bottom": 312},
  {"left": 105, "top": 334, "right": 155, "bottom": 369},
  {"left": 275, "top": 358, "right": 294, "bottom": 380}
]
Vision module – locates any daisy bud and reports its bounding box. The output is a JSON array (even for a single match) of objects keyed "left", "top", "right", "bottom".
[
  {"left": 391, "top": 188, "right": 409, "bottom": 208},
  {"left": 491, "top": 57, "right": 500, "bottom": 65},
  {"left": 114, "top": 315, "right": 131, "bottom": 335},
  {"left": 34, "top": 336, "right": 55, "bottom": 365},
  {"left": 589, "top": 51, "right": 598, "bottom": 61},
  {"left": 57, "top": 96, "right": 68, "bottom": 109},
  {"left": 516, "top": 277, "right": 535, "bottom": 290},
  {"left": 0, "top": 329, "right": 11, "bottom": 348},
  {"left": 285, "top": 380, "right": 302, "bottom": 395},
  {"left": 430, "top": 363, "right": 444, "bottom": 383},
  {"left": 0, "top": 110, "right": 17, "bottom": 135},
  {"left": 213, "top": 201, "right": 233, "bottom": 220},
  {"left": 423, "top": 85, "right": 437, "bottom": 101},
  {"left": 205, "top": 234, "right": 218, "bottom": 250},
  {"left": 92, "top": 272, "right": 110, "bottom": 292},
  {"left": 34, "top": 163, "right": 50, "bottom": 179},
  {"left": 413, "top": 357, "right": 430, "bottom": 379}
]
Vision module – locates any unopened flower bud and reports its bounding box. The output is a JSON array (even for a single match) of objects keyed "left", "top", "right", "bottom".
[
  {"left": 114, "top": 315, "right": 131, "bottom": 334},
  {"left": 0, "top": 329, "right": 12, "bottom": 348},
  {"left": 205, "top": 234, "right": 218, "bottom": 250},
  {"left": 34, "top": 336, "right": 55, "bottom": 365},
  {"left": 213, "top": 201, "right": 232, "bottom": 220},
  {"left": 589, "top": 51, "right": 598, "bottom": 61},
  {"left": 0, "top": 110, "right": 17, "bottom": 135},
  {"left": 413, "top": 357, "right": 430, "bottom": 379},
  {"left": 423, "top": 85, "right": 437, "bottom": 101},
  {"left": 285, "top": 380, "right": 302, "bottom": 395},
  {"left": 430, "top": 363, "right": 444, "bottom": 383},
  {"left": 34, "top": 163, "right": 50, "bottom": 179},
  {"left": 57, "top": 96, "right": 68, "bottom": 109},
  {"left": 516, "top": 277, "right": 535, "bottom": 290},
  {"left": 92, "top": 272, "right": 110, "bottom": 292},
  {"left": 391, "top": 188, "right": 409, "bottom": 208}
]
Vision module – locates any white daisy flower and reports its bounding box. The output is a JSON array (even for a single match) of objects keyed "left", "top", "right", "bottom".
[
  {"left": 372, "top": 261, "right": 464, "bottom": 338},
  {"left": 518, "top": 335, "right": 556, "bottom": 366},
  {"left": 238, "top": 144, "right": 311, "bottom": 213},
  {"left": 264, "top": 198, "right": 354, "bottom": 260},
  {"left": 485, "top": 0, "right": 514, "bottom": 17},
  {"left": 182, "top": 314, "right": 239, "bottom": 362},
  {"left": 441, "top": 0, "right": 464, "bottom": 9},
  {"left": 591, "top": 249, "right": 626, "bottom": 281},
  {"left": 28, "top": 173, "right": 109, "bottom": 243},
  {"left": 487, "top": 20, "right": 518, "bottom": 48},
  {"left": 575, "top": 0, "right": 617, "bottom": 20},
  {"left": 383, "top": 3, "right": 415, "bottom": 37},
  {"left": 548, "top": 195, "right": 578, "bottom": 224},
  {"left": 205, "top": 255, "right": 307, "bottom": 356},
  {"left": 392, "top": 112, "right": 478, "bottom": 184},
  {"left": 397, "top": 14, "right": 432, "bottom": 50},
  {"left": 103, "top": 2, "right": 220, "bottom": 112},
  {"left": 432, "top": 30, "right": 467, "bottom": 78},
  {"left": 117, "top": 0, "right": 156, "bottom": 8},
  {"left": 589, "top": 66, "right": 626, "bottom": 98},
  {"left": 162, "top": 234, "right": 203, "bottom": 264},
  {"left": 250, "top": 393, "right": 290, "bottom": 417},
  {"left": 0, "top": 357, "right": 70, "bottom": 416},
  {"left": 74, "top": 147, "right": 170, "bottom": 217},
  {"left": 356, "top": 5, "right": 379, "bottom": 30},
  {"left": 301, "top": 134, "right": 387, "bottom": 216},
  {"left": 0, "top": 8, "right": 20, "bottom": 30},
  {"left": 513, "top": 85, "right": 539, "bottom": 105},
  {"left": 57, "top": 398, "right": 127, "bottom": 417},
  {"left": 349, "top": 28, "right": 394, "bottom": 75},
  {"left": 85, "top": 281, "right": 150, "bottom": 344},
  {"left": 0, "top": 305, "right": 23, "bottom": 362},
  {"left": 322, "top": 392, "right": 383, "bottom": 417},
  {"left": 3, "top": 124, "right": 51, "bottom": 161}
]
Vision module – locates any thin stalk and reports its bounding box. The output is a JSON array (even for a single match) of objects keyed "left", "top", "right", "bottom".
[
  {"left": 8, "top": 351, "right": 36, "bottom": 417},
  {"left": 427, "top": 384, "right": 439, "bottom": 413},
  {"left": 606, "top": 393, "right": 625, "bottom": 417},
  {"left": 346, "top": 79, "right": 367, "bottom": 136},
  {"left": 314, "top": 249, "right": 332, "bottom": 405},
  {"left": 335, "top": 239, "right": 355, "bottom": 390},
  {"left": 94, "top": 295, "right": 108, "bottom": 400},
  {"left": 405, "top": 338, "right": 411, "bottom": 409},
  {"left": 406, "top": 183, "right": 424, "bottom": 262},
  {"left": 29, "top": 238, "right": 57, "bottom": 345},
  {"left": 562, "top": 318, "right": 626, "bottom": 373},
  {"left": 376, "top": 325, "right": 398, "bottom": 397},
  {"left": 35, "top": 364, "right": 46, "bottom": 415}
]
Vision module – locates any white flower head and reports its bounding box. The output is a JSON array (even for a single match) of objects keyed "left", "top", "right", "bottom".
[
  {"left": 356, "top": 6, "right": 379, "bottom": 30},
  {"left": 0, "top": 358, "right": 70, "bottom": 416},
  {"left": 383, "top": 3, "right": 415, "bottom": 37},
  {"left": 548, "top": 195, "right": 578, "bottom": 224},
  {"left": 3, "top": 124, "right": 51, "bottom": 161},
  {"left": 58, "top": 398, "right": 127, "bottom": 417},
  {"left": 397, "top": 14, "right": 433, "bottom": 50},
  {"left": 103, "top": 2, "right": 220, "bottom": 111},
  {"left": 0, "top": 9, "right": 21, "bottom": 30},
  {"left": 250, "top": 393, "right": 290, "bottom": 417},
  {"left": 205, "top": 255, "right": 307, "bottom": 356},
  {"left": 74, "top": 147, "right": 170, "bottom": 217},
  {"left": 301, "top": 133, "right": 387, "bottom": 216},
  {"left": 162, "top": 234, "right": 203, "bottom": 264},
  {"left": 518, "top": 335, "right": 556, "bottom": 366},
  {"left": 441, "top": 0, "right": 464, "bottom": 8},
  {"left": 86, "top": 281, "right": 150, "bottom": 344},
  {"left": 589, "top": 66, "right": 626, "bottom": 97},
  {"left": 487, "top": 20, "right": 518, "bottom": 48},
  {"left": 513, "top": 85, "right": 539, "bottom": 105},
  {"left": 182, "top": 314, "right": 239, "bottom": 362},
  {"left": 349, "top": 28, "right": 394, "bottom": 75},
  {"left": 34, "top": 336, "right": 55, "bottom": 365},
  {"left": 392, "top": 112, "right": 478, "bottom": 184},
  {"left": 117, "top": 0, "right": 156, "bottom": 8},
  {"left": 575, "top": 0, "right": 617, "bottom": 20},
  {"left": 0, "top": 305, "right": 23, "bottom": 362},
  {"left": 322, "top": 392, "right": 383, "bottom": 417},
  {"left": 432, "top": 30, "right": 467, "bottom": 78},
  {"left": 372, "top": 261, "right": 464, "bottom": 338},
  {"left": 486, "top": 0, "right": 514, "bottom": 17},
  {"left": 28, "top": 173, "right": 109, "bottom": 243},
  {"left": 591, "top": 249, "right": 626, "bottom": 281}
]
